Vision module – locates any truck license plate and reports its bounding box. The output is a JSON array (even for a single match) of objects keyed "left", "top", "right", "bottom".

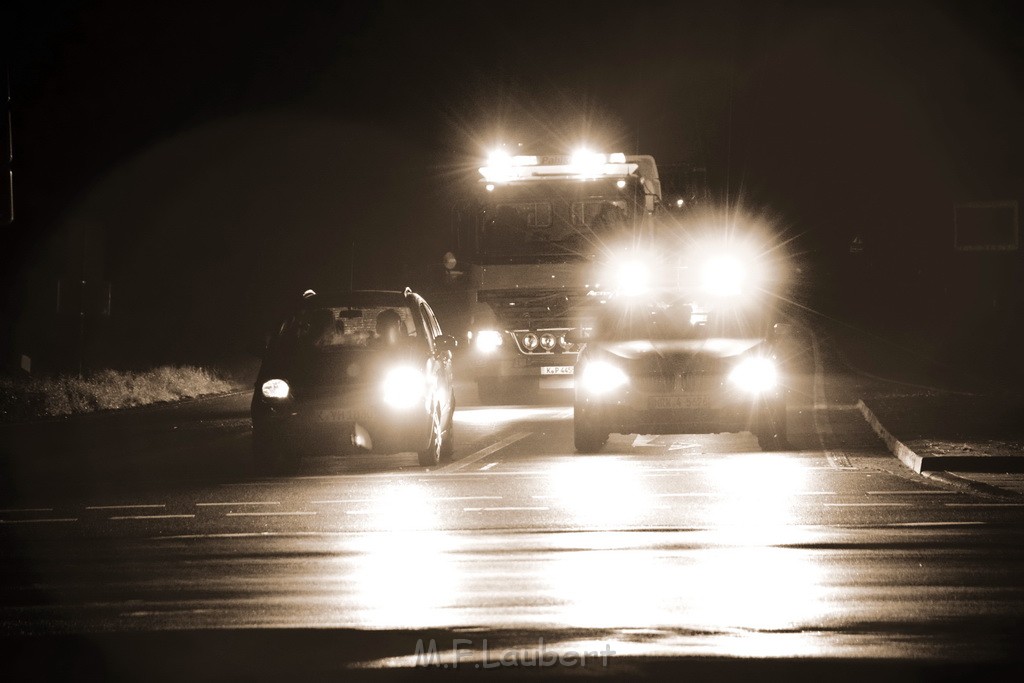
[
  {"left": 649, "top": 395, "right": 710, "bottom": 409},
  {"left": 541, "top": 366, "right": 574, "bottom": 376}
]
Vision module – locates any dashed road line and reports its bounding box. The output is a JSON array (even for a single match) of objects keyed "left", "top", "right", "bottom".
[
  {"left": 463, "top": 506, "right": 550, "bottom": 512},
  {"left": 196, "top": 501, "right": 281, "bottom": 507},
  {"left": 823, "top": 503, "right": 914, "bottom": 507},
  {"left": 225, "top": 511, "right": 316, "bottom": 517},
  {"left": 480, "top": 462, "right": 498, "bottom": 471},
  {"left": 866, "top": 490, "right": 957, "bottom": 496},
  {"left": 110, "top": 514, "right": 195, "bottom": 521},
  {"left": 0, "top": 518, "right": 77, "bottom": 524},
  {"left": 438, "top": 431, "right": 532, "bottom": 473},
  {"left": 0, "top": 508, "right": 54, "bottom": 513},
  {"left": 87, "top": 504, "right": 167, "bottom": 510}
]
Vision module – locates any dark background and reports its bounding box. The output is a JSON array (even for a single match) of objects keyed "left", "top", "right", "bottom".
[{"left": 3, "top": 0, "right": 1022, "bottom": 376}]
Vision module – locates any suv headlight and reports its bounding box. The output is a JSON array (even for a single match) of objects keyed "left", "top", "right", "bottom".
[
  {"left": 579, "top": 360, "right": 629, "bottom": 395},
  {"left": 728, "top": 357, "right": 777, "bottom": 394},
  {"left": 474, "top": 329, "right": 503, "bottom": 353}
]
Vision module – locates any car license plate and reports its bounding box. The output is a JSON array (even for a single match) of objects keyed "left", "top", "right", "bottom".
[
  {"left": 649, "top": 395, "right": 710, "bottom": 409},
  {"left": 541, "top": 366, "right": 574, "bottom": 375},
  {"left": 316, "top": 407, "right": 371, "bottom": 423}
]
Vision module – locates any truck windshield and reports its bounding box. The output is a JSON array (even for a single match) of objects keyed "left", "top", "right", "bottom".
[{"left": 478, "top": 180, "right": 639, "bottom": 264}]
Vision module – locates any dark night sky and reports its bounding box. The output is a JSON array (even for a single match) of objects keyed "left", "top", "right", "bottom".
[{"left": 3, "top": 0, "right": 1023, "bottom": 366}]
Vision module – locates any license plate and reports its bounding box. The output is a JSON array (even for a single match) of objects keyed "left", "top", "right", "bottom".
[
  {"left": 649, "top": 395, "right": 710, "bottom": 409},
  {"left": 541, "top": 365, "right": 574, "bottom": 375},
  {"left": 315, "top": 408, "right": 371, "bottom": 423}
]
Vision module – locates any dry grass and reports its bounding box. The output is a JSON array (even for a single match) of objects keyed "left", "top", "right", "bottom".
[{"left": 0, "top": 366, "right": 238, "bottom": 421}]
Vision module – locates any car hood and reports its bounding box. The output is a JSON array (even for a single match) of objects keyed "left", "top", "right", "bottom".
[{"left": 258, "top": 346, "right": 424, "bottom": 393}]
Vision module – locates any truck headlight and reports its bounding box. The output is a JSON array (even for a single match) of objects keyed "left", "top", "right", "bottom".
[
  {"left": 701, "top": 255, "right": 747, "bottom": 297},
  {"left": 616, "top": 259, "right": 650, "bottom": 296},
  {"left": 728, "top": 357, "right": 777, "bottom": 394},
  {"left": 579, "top": 360, "right": 629, "bottom": 395},
  {"left": 261, "top": 378, "right": 290, "bottom": 399},
  {"left": 474, "top": 329, "right": 503, "bottom": 353},
  {"left": 382, "top": 366, "right": 426, "bottom": 409}
]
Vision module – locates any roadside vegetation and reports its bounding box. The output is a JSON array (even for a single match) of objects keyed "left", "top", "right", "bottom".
[{"left": 0, "top": 366, "right": 240, "bottom": 421}]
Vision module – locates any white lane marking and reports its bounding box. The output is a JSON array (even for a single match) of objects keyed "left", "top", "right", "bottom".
[
  {"left": 866, "top": 490, "right": 957, "bottom": 496},
  {"left": 110, "top": 514, "right": 195, "bottom": 520},
  {"left": 823, "top": 503, "right": 914, "bottom": 507},
  {"left": 463, "top": 506, "right": 550, "bottom": 512},
  {"left": 885, "top": 521, "right": 987, "bottom": 527},
  {"left": 311, "top": 499, "right": 374, "bottom": 505},
  {"left": 0, "top": 508, "right": 54, "bottom": 513},
  {"left": 0, "top": 518, "right": 77, "bottom": 524},
  {"left": 434, "top": 495, "right": 503, "bottom": 501},
  {"left": 479, "top": 462, "right": 498, "bottom": 471},
  {"left": 808, "top": 326, "right": 854, "bottom": 469},
  {"left": 945, "top": 503, "right": 1024, "bottom": 508},
  {"left": 196, "top": 501, "right": 281, "bottom": 507},
  {"left": 86, "top": 504, "right": 167, "bottom": 510},
  {"left": 225, "top": 511, "right": 316, "bottom": 517},
  {"left": 632, "top": 435, "right": 660, "bottom": 447},
  {"left": 437, "top": 431, "right": 532, "bottom": 473}
]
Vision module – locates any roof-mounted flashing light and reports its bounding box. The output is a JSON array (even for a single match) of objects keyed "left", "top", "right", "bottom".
[{"left": 480, "top": 149, "right": 632, "bottom": 184}]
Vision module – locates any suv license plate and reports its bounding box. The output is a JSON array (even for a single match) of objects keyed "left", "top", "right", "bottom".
[
  {"left": 541, "top": 366, "right": 574, "bottom": 376},
  {"left": 649, "top": 395, "right": 710, "bottom": 409}
]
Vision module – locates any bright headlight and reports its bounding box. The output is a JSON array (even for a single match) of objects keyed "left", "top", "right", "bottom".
[
  {"left": 615, "top": 260, "right": 650, "bottom": 296},
  {"left": 261, "top": 378, "right": 290, "bottom": 399},
  {"left": 382, "top": 366, "right": 426, "bottom": 409},
  {"left": 701, "top": 255, "right": 747, "bottom": 297},
  {"left": 728, "top": 357, "right": 778, "bottom": 394},
  {"left": 475, "top": 329, "right": 503, "bottom": 353},
  {"left": 579, "top": 360, "right": 629, "bottom": 395}
]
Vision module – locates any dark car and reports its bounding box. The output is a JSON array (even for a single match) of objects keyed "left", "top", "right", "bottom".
[
  {"left": 251, "top": 288, "right": 457, "bottom": 474},
  {"left": 572, "top": 297, "right": 788, "bottom": 453}
]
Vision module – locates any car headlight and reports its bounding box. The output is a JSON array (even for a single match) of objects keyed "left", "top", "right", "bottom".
[
  {"left": 382, "top": 366, "right": 426, "bottom": 409},
  {"left": 701, "top": 255, "right": 747, "bottom": 297},
  {"left": 261, "top": 378, "right": 290, "bottom": 399},
  {"left": 728, "top": 357, "right": 778, "bottom": 394},
  {"left": 474, "top": 329, "right": 503, "bottom": 353},
  {"left": 579, "top": 360, "right": 629, "bottom": 395}
]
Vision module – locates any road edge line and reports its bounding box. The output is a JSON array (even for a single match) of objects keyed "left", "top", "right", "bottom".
[{"left": 856, "top": 399, "right": 924, "bottom": 473}]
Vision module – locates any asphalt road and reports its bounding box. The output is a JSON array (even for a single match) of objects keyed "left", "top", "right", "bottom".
[{"left": 2, "top": 329, "right": 1024, "bottom": 680}]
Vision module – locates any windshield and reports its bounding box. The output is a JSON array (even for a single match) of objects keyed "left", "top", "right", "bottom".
[
  {"left": 478, "top": 179, "right": 639, "bottom": 263},
  {"left": 591, "top": 302, "right": 770, "bottom": 341},
  {"left": 276, "top": 305, "right": 420, "bottom": 350}
]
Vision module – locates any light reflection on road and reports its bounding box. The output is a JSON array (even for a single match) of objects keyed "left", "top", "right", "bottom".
[{"left": 339, "top": 449, "right": 835, "bottom": 654}]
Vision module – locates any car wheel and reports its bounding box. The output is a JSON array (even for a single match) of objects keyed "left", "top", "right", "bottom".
[
  {"left": 418, "top": 404, "right": 443, "bottom": 467},
  {"left": 574, "top": 403, "right": 609, "bottom": 453},
  {"left": 756, "top": 398, "right": 788, "bottom": 451},
  {"left": 253, "top": 433, "right": 302, "bottom": 476},
  {"left": 439, "top": 394, "right": 455, "bottom": 462}
]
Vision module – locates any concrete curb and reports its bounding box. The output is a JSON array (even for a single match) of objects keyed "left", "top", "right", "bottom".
[{"left": 856, "top": 398, "right": 1024, "bottom": 474}]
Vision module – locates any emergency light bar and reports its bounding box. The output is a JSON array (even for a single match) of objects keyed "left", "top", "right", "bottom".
[{"left": 480, "top": 150, "right": 637, "bottom": 184}]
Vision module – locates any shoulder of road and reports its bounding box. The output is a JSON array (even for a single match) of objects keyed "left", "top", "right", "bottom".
[{"left": 820, "top": 319, "right": 1024, "bottom": 498}]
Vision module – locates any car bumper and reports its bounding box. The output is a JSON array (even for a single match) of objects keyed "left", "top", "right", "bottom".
[
  {"left": 251, "top": 394, "right": 432, "bottom": 454},
  {"left": 576, "top": 386, "right": 783, "bottom": 435}
]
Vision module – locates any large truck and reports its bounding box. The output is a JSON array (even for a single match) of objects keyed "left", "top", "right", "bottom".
[{"left": 442, "top": 149, "right": 664, "bottom": 403}]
